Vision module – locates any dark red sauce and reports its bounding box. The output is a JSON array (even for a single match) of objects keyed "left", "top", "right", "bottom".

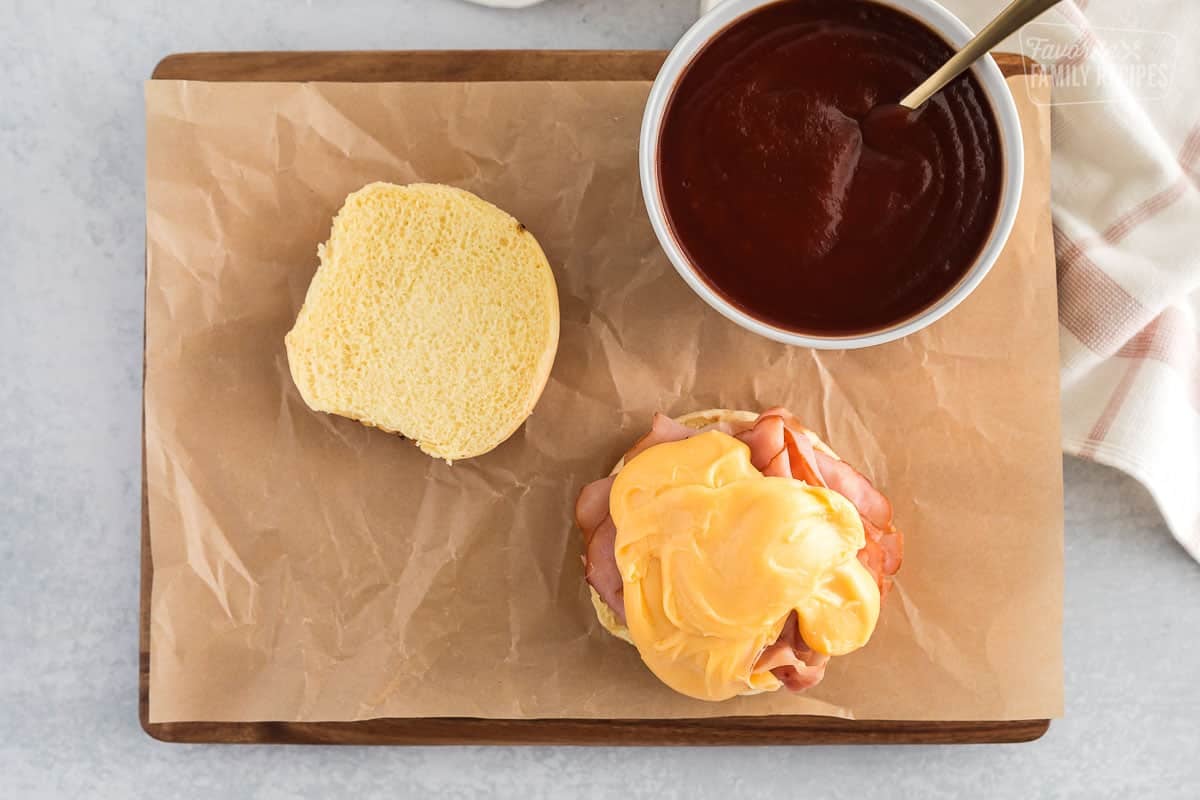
[{"left": 658, "top": 0, "right": 1003, "bottom": 334}]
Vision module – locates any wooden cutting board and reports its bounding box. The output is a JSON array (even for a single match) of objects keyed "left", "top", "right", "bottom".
[{"left": 142, "top": 49, "right": 1049, "bottom": 745}]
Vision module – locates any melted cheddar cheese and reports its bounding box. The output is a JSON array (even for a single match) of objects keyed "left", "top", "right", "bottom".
[{"left": 609, "top": 431, "right": 880, "bottom": 701}]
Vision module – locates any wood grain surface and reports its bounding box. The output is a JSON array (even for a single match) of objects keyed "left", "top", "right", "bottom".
[{"left": 142, "top": 49, "right": 1049, "bottom": 746}]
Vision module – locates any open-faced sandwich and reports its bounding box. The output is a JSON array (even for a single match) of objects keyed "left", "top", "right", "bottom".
[{"left": 575, "top": 408, "right": 903, "bottom": 701}]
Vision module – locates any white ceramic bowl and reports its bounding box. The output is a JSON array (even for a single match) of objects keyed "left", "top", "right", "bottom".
[{"left": 639, "top": 0, "right": 1024, "bottom": 349}]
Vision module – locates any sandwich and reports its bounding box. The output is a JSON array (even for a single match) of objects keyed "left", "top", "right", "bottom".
[
  {"left": 575, "top": 408, "right": 903, "bottom": 701},
  {"left": 285, "top": 182, "right": 560, "bottom": 461}
]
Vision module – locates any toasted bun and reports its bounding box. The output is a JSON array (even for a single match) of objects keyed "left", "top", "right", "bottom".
[
  {"left": 590, "top": 408, "right": 839, "bottom": 646},
  {"left": 285, "top": 182, "right": 559, "bottom": 461}
]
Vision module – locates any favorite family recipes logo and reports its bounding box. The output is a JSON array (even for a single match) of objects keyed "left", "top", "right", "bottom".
[{"left": 1021, "top": 23, "right": 1177, "bottom": 105}]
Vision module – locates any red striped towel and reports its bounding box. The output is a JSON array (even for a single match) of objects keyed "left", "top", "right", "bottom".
[{"left": 1026, "top": 0, "right": 1199, "bottom": 560}]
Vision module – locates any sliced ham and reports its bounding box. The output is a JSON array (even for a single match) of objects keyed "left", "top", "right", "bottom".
[
  {"left": 735, "top": 411, "right": 829, "bottom": 486},
  {"left": 809, "top": 448, "right": 902, "bottom": 598},
  {"left": 754, "top": 612, "right": 830, "bottom": 692},
  {"left": 813, "top": 450, "right": 893, "bottom": 531},
  {"left": 784, "top": 425, "right": 826, "bottom": 486},
  {"left": 576, "top": 474, "right": 623, "bottom": 620},
  {"left": 584, "top": 516, "right": 624, "bottom": 621},
  {"left": 858, "top": 518, "right": 903, "bottom": 597},
  {"left": 575, "top": 475, "right": 615, "bottom": 547},
  {"left": 575, "top": 408, "right": 904, "bottom": 694},
  {"left": 623, "top": 412, "right": 696, "bottom": 463},
  {"left": 734, "top": 413, "right": 787, "bottom": 472},
  {"left": 758, "top": 406, "right": 812, "bottom": 439},
  {"left": 760, "top": 448, "right": 793, "bottom": 479}
]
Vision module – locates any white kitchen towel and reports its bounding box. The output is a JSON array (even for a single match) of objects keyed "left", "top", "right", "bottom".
[
  {"left": 947, "top": 0, "right": 1199, "bottom": 561},
  {"left": 475, "top": 0, "right": 1200, "bottom": 560}
]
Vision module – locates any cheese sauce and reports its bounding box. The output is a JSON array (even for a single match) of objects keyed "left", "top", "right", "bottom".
[{"left": 609, "top": 432, "right": 880, "bottom": 701}]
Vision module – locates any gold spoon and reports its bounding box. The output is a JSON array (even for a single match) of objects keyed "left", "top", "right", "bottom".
[{"left": 900, "top": 0, "right": 1064, "bottom": 109}]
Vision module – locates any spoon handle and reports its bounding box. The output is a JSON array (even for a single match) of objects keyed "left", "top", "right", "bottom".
[{"left": 900, "top": 0, "right": 1062, "bottom": 109}]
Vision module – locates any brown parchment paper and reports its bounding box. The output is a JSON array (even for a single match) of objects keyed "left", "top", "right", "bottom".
[{"left": 144, "top": 75, "right": 1062, "bottom": 723}]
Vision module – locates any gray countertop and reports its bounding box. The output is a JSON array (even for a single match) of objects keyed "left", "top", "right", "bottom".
[{"left": 2, "top": 1, "right": 1198, "bottom": 797}]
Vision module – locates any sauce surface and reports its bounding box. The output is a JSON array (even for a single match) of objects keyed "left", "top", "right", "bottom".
[{"left": 658, "top": 0, "right": 1003, "bottom": 334}]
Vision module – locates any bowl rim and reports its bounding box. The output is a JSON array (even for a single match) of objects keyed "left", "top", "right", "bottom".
[{"left": 638, "top": 0, "right": 1026, "bottom": 350}]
